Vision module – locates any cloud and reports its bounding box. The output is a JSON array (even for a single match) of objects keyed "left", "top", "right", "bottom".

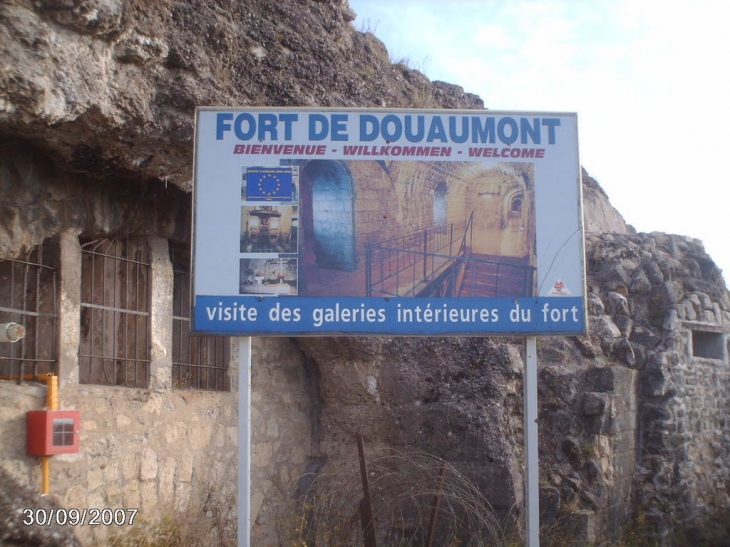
[{"left": 348, "top": 0, "right": 730, "bottom": 277}]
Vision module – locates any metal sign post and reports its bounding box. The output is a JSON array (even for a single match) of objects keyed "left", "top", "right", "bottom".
[
  {"left": 190, "top": 107, "right": 584, "bottom": 546},
  {"left": 238, "top": 337, "right": 252, "bottom": 547},
  {"left": 524, "top": 336, "right": 540, "bottom": 546}
]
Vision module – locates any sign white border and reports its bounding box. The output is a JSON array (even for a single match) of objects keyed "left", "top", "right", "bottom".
[{"left": 193, "top": 107, "right": 586, "bottom": 336}]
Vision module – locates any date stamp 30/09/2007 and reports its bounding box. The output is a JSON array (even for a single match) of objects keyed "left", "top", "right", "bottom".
[{"left": 22, "top": 508, "right": 138, "bottom": 527}]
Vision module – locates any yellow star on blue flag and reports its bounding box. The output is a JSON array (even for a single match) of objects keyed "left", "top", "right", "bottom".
[{"left": 246, "top": 167, "right": 293, "bottom": 201}]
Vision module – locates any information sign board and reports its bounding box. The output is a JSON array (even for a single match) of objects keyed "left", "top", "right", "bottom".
[{"left": 193, "top": 108, "right": 586, "bottom": 336}]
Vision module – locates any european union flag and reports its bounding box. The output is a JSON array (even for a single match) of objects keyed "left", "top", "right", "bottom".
[{"left": 245, "top": 167, "right": 293, "bottom": 201}]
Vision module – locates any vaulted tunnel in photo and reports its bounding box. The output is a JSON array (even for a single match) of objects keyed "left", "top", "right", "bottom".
[{"left": 300, "top": 160, "right": 357, "bottom": 272}]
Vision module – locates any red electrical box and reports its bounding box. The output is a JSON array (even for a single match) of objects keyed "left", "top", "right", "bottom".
[{"left": 26, "top": 410, "right": 81, "bottom": 456}]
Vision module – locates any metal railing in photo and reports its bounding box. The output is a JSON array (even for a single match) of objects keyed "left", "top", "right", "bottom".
[
  {"left": 366, "top": 213, "right": 536, "bottom": 298},
  {"left": 365, "top": 214, "right": 473, "bottom": 298}
]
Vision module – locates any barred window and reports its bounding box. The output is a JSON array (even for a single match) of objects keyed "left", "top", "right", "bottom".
[
  {"left": 0, "top": 242, "right": 58, "bottom": 382},
  {"left": 79, "top": 238, "right": 150, "bottom": 388},
  {"left": 171, "top": 243, "right": 230, "bottom": 391}
]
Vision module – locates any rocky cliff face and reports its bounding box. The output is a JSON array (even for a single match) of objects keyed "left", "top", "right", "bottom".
[
  {"left": 1, "top": 0, "right": 482, "bottom": 193},
  {"left": 2, "top": 1, "right": 729, "bottom": 546},
  {"left": 582, "top": 168, "right": 634, "bottom": 235},
  {"left": 0, "top": 0, "right": 623, "bottom": 256},
  {"left": 293, "top": 231, "right": 730, "bottom": 546}
]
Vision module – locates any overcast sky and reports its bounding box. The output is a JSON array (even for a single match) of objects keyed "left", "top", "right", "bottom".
[{"left": 348, "top": 0, "right": 730, "bottom": 280}]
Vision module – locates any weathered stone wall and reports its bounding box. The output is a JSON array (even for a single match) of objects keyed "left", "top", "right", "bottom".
[
  {"left": 0, "top": 256, "right": 317, "bottom": 547},
  {"left": 0, "top": 380, "right": 238, "bottom": 545},
  {"left": 4, "top": 144, "right": 730, "bottom": 546},
  {"left": 587, "top": 232, "right": 730, "bottom": 545},
  {"left": 296, "top": 336, "right": 527, "bottom": 518},
  {"left": 249, "top": 336, "right": 321, "bottom": 545},
  {"left": 537, "top": 342, "right": 638, "bottom": 545},
  {"left": 638, "top": 313, "right": 730, "bottom": 542},
  {"left": 0, "top": 213, "right": 242, "bottom": 545},
  {"left": 0, "top": 146, "right": 319, "bottom": 546}
]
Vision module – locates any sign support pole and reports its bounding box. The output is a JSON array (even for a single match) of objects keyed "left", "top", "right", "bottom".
[
  {"left": 524, "top": 336, "right": 540, "bottom": 546},
  {"left": 238, "top": 337, "right": 252, "bottom": 547}
]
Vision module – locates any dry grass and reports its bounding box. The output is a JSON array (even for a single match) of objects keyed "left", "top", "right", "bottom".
[
  {"left": 106, "top": 493, "right": 235, "bottom": 547},
  {"left": 292, "top": 448, "right": 511, "bottom": 546}
]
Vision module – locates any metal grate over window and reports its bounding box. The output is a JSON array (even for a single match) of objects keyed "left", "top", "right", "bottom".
[
  {"left": 79, "top": 238, "right": 150, "bottom": 388},
  {"left": 0, "top": 242, "right": 58, "bottom": 383},
  {"left": 171, "top": 243, "right": 230, "bottom": 391}
]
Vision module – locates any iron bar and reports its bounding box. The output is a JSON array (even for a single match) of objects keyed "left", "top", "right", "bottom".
[
  {"left": 365, "top": 244, "right": 371, "bottom": 296},
  {"left": 0, "top": 244, "right": 58, "bottom": 383},
  {"left": 80, "top": 302, "right": 149, "bottom": 316},
  {"left": 422, "top": 229, "right": 428, "bottom": 280},
  {"left": 356, "top": 433, "right": 377, "bottom": 547},
  {"left": 171, "top": 244, "right": 230, "bottom": 391},
  {"left": 425, "top": 463, "right": 446, "bottom": 547},
  {"left": 20, "top": 260, "right": 29, "bottom": 376},
  {"left": 80, "top": 238, "right": 150, "bottom": 388}
]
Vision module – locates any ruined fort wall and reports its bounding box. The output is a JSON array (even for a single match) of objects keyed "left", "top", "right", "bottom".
[
  {"left": 2, "top": 1, "right": 730, "bottom": 545},
  {"left": 0, "top": 147, "right": 318, "bottom": 546},
  {"left": 587, "top": 232, "right": 730, "bottom": 544}
]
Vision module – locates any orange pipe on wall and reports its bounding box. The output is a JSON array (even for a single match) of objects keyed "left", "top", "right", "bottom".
[
  {"left": 41, "top": 374, "right": 58, "bottom": 495},
  {"left": 46, "top": 373, "right": 58, "bottom": 410},
  {"left": 41, "top": 456, "right": 51, "bottom": 495}
]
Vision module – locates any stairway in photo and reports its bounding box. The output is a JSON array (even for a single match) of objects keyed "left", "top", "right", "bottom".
[{"left": 459, "top": 254, "right": 533, "bottom": 297}]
